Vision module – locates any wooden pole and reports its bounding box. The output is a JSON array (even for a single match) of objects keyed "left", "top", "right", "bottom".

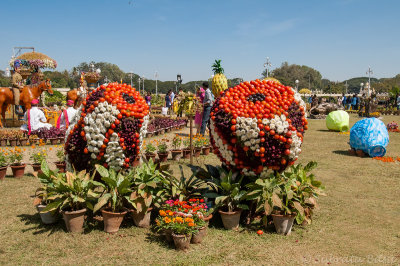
[{"left": 189, "top": 115, "right": 193, "bottom": 164}]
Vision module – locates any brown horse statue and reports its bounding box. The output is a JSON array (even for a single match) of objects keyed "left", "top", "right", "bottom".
[
  {"left": 67, "top": 87, "right": 86, "bottom": 108},
  {"left": 0, "top": 79, "right": 53, "bottom": 127}
]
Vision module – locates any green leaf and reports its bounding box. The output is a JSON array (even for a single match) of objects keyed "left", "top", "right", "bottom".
[
  {"left": 41, "top": 200, "right": 62, "bottom": 212},
  {"left": 41, "top": 160, "right": 51, "bottom": 177},
  {"left": 293, "top": 201, "right": 305, "bottom": 215},
  {"left": 93, "top": 194, "right": 111, "bottom": 213},
  {"left": 271, "top": 193, "right": 282, "bottom": 209},
  {"left": 264, "top": 201, "right": 272, "bottom": 215},
  {"left": 95, "top": 164, "right": 110, "bottom": 178}
]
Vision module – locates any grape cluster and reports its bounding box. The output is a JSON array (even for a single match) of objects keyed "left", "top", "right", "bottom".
[
  {"left": 119, "top": 118, "right": 141, "bottom": 162},
  {"left": 287, "top": 102, "right": 304, "bottom": 133},
  {"left": 86, "top": 89, "right": 105, "bottom": 108},
  {"left": 65, "top": 124, "right": 91, "bottom": 171},
  {"left": 246, "top": 93, "right": 266, "bottom": 103}
]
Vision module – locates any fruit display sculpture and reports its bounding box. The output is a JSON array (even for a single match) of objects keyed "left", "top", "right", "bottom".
[
  {"left": 326, "top": 110, "right": 349, "bottom": 132},
  {"left": 65, "top": 83, "right": 149, "bottom": 172},
  {"left": 209, "top": 79, "right": 307, "bottom": 176},
  {"left": 211, "top": 60, "right": 228, "bottom": 98},
  {"left": 350, "top": 118, "right": 389, "bottom": 157}
]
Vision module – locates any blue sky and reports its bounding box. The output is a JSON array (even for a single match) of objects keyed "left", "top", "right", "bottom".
[{"left": 1, "top": 0, "right": 399, "bottom": 82}]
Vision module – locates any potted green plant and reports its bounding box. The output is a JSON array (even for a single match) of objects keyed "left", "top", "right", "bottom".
[
  {"left": 55, "top": 145, "right": 66, "bottom": 172},
  {"left": 16, "top": 131, "right": 28, "bottom": 146},
  {"left": 193, "top": 135, "right": 203, "bottom": 157},
  {"left": 202, "top": 137, "right": 211, "bottom": 155},
  {"left": 41, "top": 164, "right": 99, "bottom": 233},
  {"left": 130, "top": 159, "right": 168, "bottom": 228},
  {"left": 93, "top": 165, "right": 134, "bottom": 233},
  {"left": 30, "top": 147, "right": 47, "bottom": 173},
  {"left": 144, "top": 140, "right": 156, "bottom": 162},
  {"left": 157, "top": 139, "right": 169, "bottom": 162},
  {"left": 182, "top": 137, "right": 191, "bottom": 159},
  {"left": 0, "top": 149, "right": 8, "bottom": 180},
  {"left": 171, "top": 135, "right": 182, "bottom": 161},
  {"left": 33, "top": 161, "right": 60, "bottom": 224},
  {"left": 8, "top": 147, "right": 26, "bottom": 178},
  {"left": 205, "top": 167, "right": 248, "bottom": 230},
  {"left": 0, "top": 130, "right": 8, "bottom": 146}
]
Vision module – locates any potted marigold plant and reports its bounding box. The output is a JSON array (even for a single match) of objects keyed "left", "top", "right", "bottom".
[
  {"left": 171, "top": 135, "right": 182, "bottom": 161},
  {"left": 182, "top": 137, "right": 191, "bottom": 159},
  {"left": 202, "top": 137, "right": 211, "bottom": 155},
  {"left": 0, "top": 130, "right": 8, "bottom": 146},
  {"left": 157, "top": 139, "right": 169, "bottom": 162},
  {"left": 154, "top": 205, "right": 198, "bottom": 251},
  {"left": 144, "top": 140, "right": 157, "bottom": 162},
  {"left": 8, "top": 147, "right": 26, "bottom": 178},
  {"left": 30, "top": 146, "right": 47, "bottom": 173},
  {"left": 193, "top": 135, "right": 203, "bottom": 157},
  {"left": 8, "top": 130, "right": 18, "bottom": 146},
  {"left": 0, "top": 149, "right": 8, "bottom": 180},
  {"left": 93, "top": 165, "right": 134, "bottom": 233},
  {"left": 55, "top": 145, "right": 66, "bottom": 172}
]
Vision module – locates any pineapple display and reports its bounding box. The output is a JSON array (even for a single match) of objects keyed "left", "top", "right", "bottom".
[{"left": 211, "top": 59, "right": 228, "bottom": 98}]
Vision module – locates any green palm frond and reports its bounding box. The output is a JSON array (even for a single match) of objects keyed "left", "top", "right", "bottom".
[{"left": 212, "top": 59, "right": 224, "bottom": 74}]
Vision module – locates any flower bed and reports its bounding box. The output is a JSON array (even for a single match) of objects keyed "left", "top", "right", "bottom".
[
  {"left": 147, "top": 118, "right": 187, "bottom": 134},
  {"left": 210, "top": 79, "right": 307, "bottom": 176},
  {"left": 65, "top": 83, "right": 149, "bottom": 172}
]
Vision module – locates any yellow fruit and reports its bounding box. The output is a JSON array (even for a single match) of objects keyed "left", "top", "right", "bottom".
[{"left": 212, "top": 73, "right": 228, "bottom": 97}]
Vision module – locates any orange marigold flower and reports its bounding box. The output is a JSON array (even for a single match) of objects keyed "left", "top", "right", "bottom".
[
  {"left": 159, "top": 210, "right": 166, "bottom": 217},
  {"left": 175, "top": 217, "right": 183, "bottom": 223},
  {"left": 188, "top": 222, "right": 195, "bottom": 227}
]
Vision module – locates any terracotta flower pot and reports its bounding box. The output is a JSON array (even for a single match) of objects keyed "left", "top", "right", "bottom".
[
  {"left": 219, "top": 209, "right": 242, "bottom": 230},
  {"left": 193, "top": 147, "right": 202, "bottom": 157},
  {"left": 182, "top": 149, "right": 191, "bottom": 159},
  {"left": 146, "top": 132, "right": 153, "bottom": 138},
  {"left": 0, "top": 139, "right": 7, "bottom": 146},
  {"left": 0, "top": 166, "right": 7, "bottom": 180},
  {"left": 203, "top": 214, "right": 213, "bottom": 226},
  {"left": 160, "top": 129, "right": 165, "bottom": 135},
  {"left": 172, "top": 233, "right": 191, "bottom": 251},
  {"left": 164, "top": 229, "right": 173, "bottom": 243},
  {"left": 36, "top": 204, "right": 58, "bottom": 225},
  {"left": 55, "top": 161, "right": 66, "bottom": 173},
  {"left": 101, "top": 209, "right": 127, "bottom": 233},
  {"left": 11, "top": 164, "right": 26, "bottom": 178},
  {"left": 191, "top": 226, "right": 207, "bottom": 244},
  {"left": 9, "top": 139, "right": 17, "bottom": 147},
  {"left": 49, "top": 138, "right": 58, "bottom": 145},
  {"left": 131, "top": 209, "right": 152, "bottom": 228},
  {"left": 202, "top": 146, "right": 211, "bottom": 155},
  {"left": 158, "top": 152, "right": 169, "bottom": 162},
  {"left": 145, "top": 153, "right": 156, "bottom": 162},
  {"left": 62, "top": 208, "right": 86, "bottom": 233},
  {"left": 171, "top": 149, "right": 182, "bottom": 161},
  {"left": 31, "top": 164, "right": 43, "bottom": 174},
  {"left": 271, "top": 214, "right": 295, "bottom": 235},
  {"left": 19, "top": 138, "right": 28, "bottom": 146},
  {"left": 58, "top": 137, "right": 64, "bottom": 144},
  {"left": 132, "top": 158, "right": 141, "bottom": 167}
]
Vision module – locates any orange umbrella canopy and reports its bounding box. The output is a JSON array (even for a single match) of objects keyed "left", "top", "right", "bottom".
[{"left": 10, "top": 51, "right": 57, "bottom": 69}]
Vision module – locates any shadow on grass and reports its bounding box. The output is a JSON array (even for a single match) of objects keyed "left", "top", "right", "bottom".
[
  {"left": 145, "top": 232, "right": 175, "bottom": 250},
  {"left": 332, "top": 150, "right": 357, "bottom": 157},
  {"left": 316, "top": 129, "right": 335, "bottom": 132},
  {"left": 17, "top": 213, "right": 65, "bottom": 235}
]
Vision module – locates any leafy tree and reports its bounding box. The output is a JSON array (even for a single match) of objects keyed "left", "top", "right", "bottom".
[{"left": 263, "top": 62, "right": 322, "bottom": 90}]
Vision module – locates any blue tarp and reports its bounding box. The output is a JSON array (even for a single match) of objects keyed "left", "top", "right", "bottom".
[{"left": 349, "top": 118, "right": 389, "bottom": 157}]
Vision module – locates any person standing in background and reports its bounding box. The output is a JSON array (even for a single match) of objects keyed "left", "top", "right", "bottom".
[
  {"left": 351, "top": 94, "right": 358, "bottom": 111},
  {"left": 145, "top": 92, "right": 152, "bottom": 110},
  {"left": 194, "top": 86, "right": 205, "bottom": 134},
  {"left": 200, "top": 82, "right": 214, "bottom": 135},
  {"left": 341, "top": 93, "right": 346, "bottom": 108},
  {"left": 396, "top": 94, "right": 400, "bottom": 110}
]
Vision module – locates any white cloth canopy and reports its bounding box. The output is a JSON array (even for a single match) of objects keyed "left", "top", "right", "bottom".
[{"left": 20, "top": 107, "right": 52, "bottom": 132}]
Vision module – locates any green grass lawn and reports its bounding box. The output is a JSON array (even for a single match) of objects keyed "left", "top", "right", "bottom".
[{"left": 0, "top": 114, "right": 399, "bottom": 265}]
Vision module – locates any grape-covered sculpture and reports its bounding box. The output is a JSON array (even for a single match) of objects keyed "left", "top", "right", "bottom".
[
  {"left": 210, "top": 79, "right": 307, "bottom": 177},
  {"left": 350, "top": 118, "right": 389, "bottom": 157},
  {"left": 65, "top": 83, "right": 149, "bottom": 172}
]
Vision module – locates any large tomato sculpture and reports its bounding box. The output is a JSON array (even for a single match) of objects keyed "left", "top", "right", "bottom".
[
  {"left": 210, "top": 79, "right": 307, "bottom": 177},
  {"left": 65, "top": 82, "right": 149, "bottom": 172}
]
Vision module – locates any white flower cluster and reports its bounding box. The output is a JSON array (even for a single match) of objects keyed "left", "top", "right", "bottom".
[
  {"left": 235, "top": 117, "right": 260, "bottom": 151},
  {"left": 210, "top": 120, "right": 235, "bottom": 166},
  {"left": 289, "top": 131, "right": 302, "bottom": 159},
  {"left": 138, "top": 115, "right": 150, "bottom": 150},
  {"left": 262, "top": 114, "right": 290, "bottom": 135},
  {"left": 104, "top": 132, "right": 125, "bottom": 171},
  {"left": 84, "top": 102, "right": 119, "bottom": 154},
  {"left": 292, "top": 88, "right": 307, "bottom": 118}
]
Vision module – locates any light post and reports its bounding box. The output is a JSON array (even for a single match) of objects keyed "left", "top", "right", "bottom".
[
  {"left": 177, "top": 74, "right": 182, "bottom": 92},
  {"left": 360, "top": 82, "right": 364, "bottom": 95},
  {"left": 155, "top": 71, "right": 159, "bottom": 96},
  {"left": 366, "top": 66, "right": 373, "bottom": 97},
  {"left": 344, "top": 80, "right": 348, "bottom": 95},
  {"left": 138, "top": 77, "right": 141, "bottom": 93},
  {"left": 264, "top": 57, "right": 271, "bottom": 78},
  {"left": 142, "top": 76, "right": 145, "bottom": 95},
  {"left": 295, "top": 79, "right": 299, "bottom": 92},
  {"left": 128, "top": 71, "right": 134, "bottom": 87},
  {"left": 308, "top": 75, "right": 311, "bottom": 91}
]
